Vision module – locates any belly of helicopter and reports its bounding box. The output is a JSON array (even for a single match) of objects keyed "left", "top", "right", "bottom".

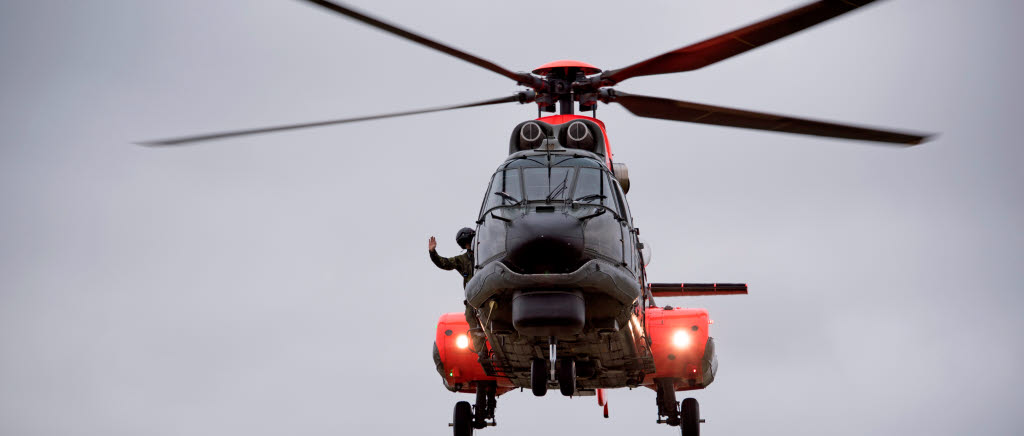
[{"left": 478, "top": 305, "right": 655, "bottom": 390}]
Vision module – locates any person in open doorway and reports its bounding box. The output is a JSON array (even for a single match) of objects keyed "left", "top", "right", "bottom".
[{"left": 429, "top": 227, "right": 487, "bottom": 360}]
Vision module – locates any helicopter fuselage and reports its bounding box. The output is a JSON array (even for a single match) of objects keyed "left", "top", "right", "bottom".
[
  {"left": 457, "top": 116, "right": 658, "bottom": 391},
  {"left": 470, "top": 116, "right": 642, "bottom": 332}
]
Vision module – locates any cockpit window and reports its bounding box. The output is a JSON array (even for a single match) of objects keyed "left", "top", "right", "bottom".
[
  {"left": 571, "top": 167, "right": 619, "bottom": 216},
  {"left": 481, "top": 155, "right": 613, "bottom": 217},
  {"left": 503, "top": 157, "right": 546, "bottom": 168},
  {"left": 480, "top": 169, "right": 524, "bottom": 215},
  {"left": 573, "top": 168, "right": 603, "bottom": 203},
  {"left": 523, "top": 167, "right": 574, "bottom": 202},
  {"left": 551, "top": 157, "right": 603, "bottom": 168}
]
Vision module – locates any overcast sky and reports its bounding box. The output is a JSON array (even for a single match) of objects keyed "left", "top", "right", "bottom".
[{"left": 1, "top": 1, "right": 1022, "bottom": 435}]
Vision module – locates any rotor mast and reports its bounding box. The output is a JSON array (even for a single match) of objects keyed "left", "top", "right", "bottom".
[
  {"left": 547, "top": 68, "right": 576, "bottom": 115},
  {"left": 559, "top": 92, "right": 573, "bottom": 115}
]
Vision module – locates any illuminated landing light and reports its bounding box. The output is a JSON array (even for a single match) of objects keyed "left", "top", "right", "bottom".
[
  {"left": 456, "top": 334, "right": 470, "bottom": 349},
  {"left": 672, "top": 330, "right": 691, "bottom": 348}
]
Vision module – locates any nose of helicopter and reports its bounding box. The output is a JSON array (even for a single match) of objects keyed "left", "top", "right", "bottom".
[{"left": 505, "top": 211, "right": 585, "bottom": 274}]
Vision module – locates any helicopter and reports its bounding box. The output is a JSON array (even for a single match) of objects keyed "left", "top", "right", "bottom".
[{"left": 140, "top": 1, "right": 932, "bottom": 435}]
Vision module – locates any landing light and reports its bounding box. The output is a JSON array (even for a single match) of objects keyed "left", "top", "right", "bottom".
[
  {"left": 672, "top": 330, "right": 691, "bottom": 348},
  {"left": 456, "top": 334, "right": 470, "bottom": 349}
]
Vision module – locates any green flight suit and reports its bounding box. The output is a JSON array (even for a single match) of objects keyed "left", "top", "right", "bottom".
[
  {"left": 429, "top": 249, "right": 474, "bottom": 289},
  {"left": 429, "top": 248, "right": 485, "bottom": 355}
]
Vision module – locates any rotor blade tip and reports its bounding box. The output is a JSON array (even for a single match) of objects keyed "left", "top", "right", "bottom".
[
  {"left": 906, "top": 133, "right": 937, "bottom": 146},
  {"left": 135, "top": 140, "right": 176, "bottom": 147}
]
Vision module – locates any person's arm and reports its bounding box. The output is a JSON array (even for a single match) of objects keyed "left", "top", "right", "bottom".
[{"left": 428, "top": 236, "right": 456, "bottom": 270}]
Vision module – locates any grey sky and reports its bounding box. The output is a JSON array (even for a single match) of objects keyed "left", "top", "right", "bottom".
[{"left": 1, "top": 1, "right": 1022, "bottom": 435}]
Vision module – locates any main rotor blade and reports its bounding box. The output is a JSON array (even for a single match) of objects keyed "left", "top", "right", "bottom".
[
  {"left": 138, "top": 95, "right": 519, "bottom": 146},
  {"left": 300, "top": 0, "right": 529, "bottom": 84},
  {"left": 609, "top": 91, "right": 931, "bottom": 145},
  {"left": 601, "top": 0, "right": 878, "bottom": 84}
]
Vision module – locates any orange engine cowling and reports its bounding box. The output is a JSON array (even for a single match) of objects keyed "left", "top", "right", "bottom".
[
  {"left": 433, "top": 313, "right": 512, "bottom": 394},
  {"left": 645, "top": 307, "right": 718, "bottom": 391}
]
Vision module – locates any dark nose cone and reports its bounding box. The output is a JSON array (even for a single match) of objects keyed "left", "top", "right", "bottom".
[{"left": 505, "top": 212, "right": 585, "bottom": 274}]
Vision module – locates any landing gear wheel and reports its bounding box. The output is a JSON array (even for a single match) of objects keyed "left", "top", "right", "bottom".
[
  {"left": 680, "top": 397, "right": 700, "bottom": 436},
  {"left": 453, "top": 401, "right": 473, "bottom": 436},
  {"left": 558, "top": 359, "right": 576, "bottom": 396},
  {"left": 530, "top": 358, "right": 548, "bottom": 397}
]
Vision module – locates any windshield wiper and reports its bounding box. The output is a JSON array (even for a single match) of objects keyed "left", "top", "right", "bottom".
[
  {"left": 494, "top": 191, "right": 521, "bottom": 205},
  {"left": 545, "top": 173, "right": 569, "bottom": 202},
  {"left": 574, "top": 194, "right": 606, "bottom": 203}
]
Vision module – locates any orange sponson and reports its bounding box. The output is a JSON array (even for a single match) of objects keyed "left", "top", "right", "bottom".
[
  {"left": 644, "top": 307, "right": 711, "bottom": 391},
  {"left": 435, "top": 313, "right": 512, "bottom": 394}
]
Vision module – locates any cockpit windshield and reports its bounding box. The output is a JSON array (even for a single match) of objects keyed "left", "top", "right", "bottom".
[
  {"left": 523, "top": 167, "right": 573, "bottom": 202},
  {"left": 480, "top": 169, "right": 523, "bottom": 213},
  {"left": 573, "top": 167, "right": 620, "bottom": 216},
  {"left": 479, "top": 156, "right": 624, "bottom": 217}
]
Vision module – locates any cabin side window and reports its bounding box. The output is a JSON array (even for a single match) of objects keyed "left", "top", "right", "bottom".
[
  {"left": 611, "top": 177, "right": 631, "bottom": 223},
  {"left": 603, "top": 173, "right": 622, "bottom": 217}
]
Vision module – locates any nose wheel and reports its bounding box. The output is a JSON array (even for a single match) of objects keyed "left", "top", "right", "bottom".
[
  {"left": 558, "top": 358, "right": 576, "bottom": 396},
  {"left": 531, "top": 338, "right": 577, "bottom": 396},
  {"left": 530, "top": 358, "right": 548, "bottom": 396}
]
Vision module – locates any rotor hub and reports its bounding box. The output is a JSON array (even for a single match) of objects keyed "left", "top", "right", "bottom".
[
  {"left": 524, "top": 60, "right": 606, "bottom": 115},
  {"left": 532, "top": 60, "right": 602, "bottom": 76}
]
